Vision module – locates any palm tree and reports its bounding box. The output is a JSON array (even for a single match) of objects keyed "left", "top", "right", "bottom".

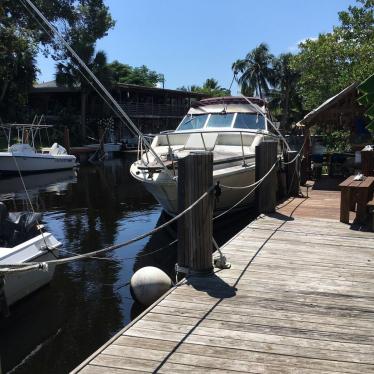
[
  {"left": 270, "top": 53, "right": 303, "bottom": 128},
  {"left": 232, "top": 43, "right": 274, "bottom": 98},
  {"left": 56, "top": 47, "right": 112, "bottom": 140}
]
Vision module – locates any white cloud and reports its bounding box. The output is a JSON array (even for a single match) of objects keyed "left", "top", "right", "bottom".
[{"left": 287, "top": 37, "right": 318, "bottom": 53}]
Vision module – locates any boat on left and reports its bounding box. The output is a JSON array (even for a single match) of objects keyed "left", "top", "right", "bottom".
[
  {"left": 0, "top": 121, "right": 77, "bottom": 174},
  {"left": 0, "top": 202, "right": 61, "bottom": 307}
]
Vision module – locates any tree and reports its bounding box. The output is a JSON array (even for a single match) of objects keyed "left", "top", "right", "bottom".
[
  {"left": 269, "top": 53, "right": 303, "bottom": 128},
  {"left": 177, "top": 78, "right": 230, "bottom": 97},
  {"left": 232, "top": 43, "right": 274, "bottom": 98},
  {"left": 0, "top": 0, "right": 76, "bottom": 121},
  {"left": 108, "top": 61, "right": 162, "bottom": 87},
  {"left": 55, "top": 0, "right": 115, "bottom": 139},
  {"left": 292, "top": 0, "right": 374, "bottom": 111}
]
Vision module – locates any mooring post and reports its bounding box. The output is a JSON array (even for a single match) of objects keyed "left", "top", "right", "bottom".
[
  {"left": 0, "top": 275, "right": 9, "bottom": 318},
  {"left": 255, "top": 141, "right": 278, "bottom": 214},
  {"left": 177, "top": 152, "right": 213, "bottom": 275},
  {"left": 285, "top": 150, "right": 300, "bottom": 196},
  {"left": 63, "top": 127, "right": 71, "bottom": 154}
]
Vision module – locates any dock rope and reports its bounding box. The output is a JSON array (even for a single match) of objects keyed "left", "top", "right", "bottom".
[
  {"left": 214, "top": 158, "right": 280, "bottom": 220},
  {"left": 0, "top": 187, "right": 214, "bottom": 274}
]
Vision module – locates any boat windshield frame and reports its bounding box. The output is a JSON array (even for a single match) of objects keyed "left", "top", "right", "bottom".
[{"left": 175, "top": 112, "right": 268, "bottom": 134}]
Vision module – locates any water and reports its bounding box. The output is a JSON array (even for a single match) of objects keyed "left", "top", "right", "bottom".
[{"left": 0, "top": 156, "right": 253, "bottom": 373}]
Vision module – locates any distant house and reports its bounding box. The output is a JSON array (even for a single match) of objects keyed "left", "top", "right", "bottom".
[{"left": 28, "top": 81, "right": 207, "bottom": 137}]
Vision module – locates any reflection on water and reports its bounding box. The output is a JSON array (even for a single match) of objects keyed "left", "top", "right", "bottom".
[{"left": 0, "top": 156, "right": 254, "bottom": 374}]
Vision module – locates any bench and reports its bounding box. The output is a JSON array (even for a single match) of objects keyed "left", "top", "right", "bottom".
[
  {"left": 339, "top": 176, "right": 374, "bottom": 224},
  {"left": 368, "top": 198, "right": 374, "bottom": 231}
]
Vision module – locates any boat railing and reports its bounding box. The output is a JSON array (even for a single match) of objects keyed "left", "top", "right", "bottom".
[{"left": 136, "top": 130, "right": 275, "bottom": 172}]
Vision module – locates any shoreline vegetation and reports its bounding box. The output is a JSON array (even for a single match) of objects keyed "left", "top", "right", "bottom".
[{"left": 0, "top": 0, "right": 373, "bottom": 144}]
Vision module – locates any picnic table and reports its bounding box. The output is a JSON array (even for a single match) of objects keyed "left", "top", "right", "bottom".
[{"left": 339, "top": 175, "right": 374, "bottom": 224}]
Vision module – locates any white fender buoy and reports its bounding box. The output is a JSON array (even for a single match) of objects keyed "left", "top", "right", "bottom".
[{"left": 130, "top": 266, "right": 172, "bottom": 307}]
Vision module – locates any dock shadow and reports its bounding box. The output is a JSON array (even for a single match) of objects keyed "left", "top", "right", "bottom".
[
  {"left": 266, "top": 211, "right": 295, "bottom": 221},
  {"left": 185, "top": 273, "right": 237, "bottom": 299}
]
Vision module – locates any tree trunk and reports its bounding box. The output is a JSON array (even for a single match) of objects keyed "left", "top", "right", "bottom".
[
  {"left": 0, "top": 81, "right": 9, "bottom": 103},
  {"left": 257, "top": 75, "right": 263, "bottom": 98},
  {"left": 80, "top": 91, "right": 87, "bottom": 140}
]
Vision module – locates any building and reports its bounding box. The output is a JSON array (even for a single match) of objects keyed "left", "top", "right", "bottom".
[{"left": 28, "top": 81, "right": 207, "bottom": 139}]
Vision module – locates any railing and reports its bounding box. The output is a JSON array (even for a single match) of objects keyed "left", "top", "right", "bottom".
[{"left": 120, "top": 102, "right": 187, "bottom": 117}]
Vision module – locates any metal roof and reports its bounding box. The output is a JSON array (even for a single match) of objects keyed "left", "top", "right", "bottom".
[{"left": 298, "top": 82, "right": 358, "bottom": 126}]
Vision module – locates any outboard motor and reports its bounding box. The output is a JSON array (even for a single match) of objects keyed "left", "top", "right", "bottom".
[{"left": 0, "top": 202, "right": 42, "bottom": 247}]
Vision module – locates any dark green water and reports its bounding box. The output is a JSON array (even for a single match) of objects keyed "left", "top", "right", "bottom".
[{"left": 0, "top": 156, "right": 252, "bottom": 373}]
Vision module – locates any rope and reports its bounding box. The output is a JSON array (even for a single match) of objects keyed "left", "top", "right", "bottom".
[
  {"left": 220, "top": 158, "right": 279, "bottom": 190},
  {"left": 0, "top": 187, "right": 214, "bottom": 274},
  {"left": 9, "top": 150, "right": 55, "bottom": 256},
  {"left": 214, "top": 159, "right": 279, "bottom": 220},
  {"left": 283, "top": 135, "right": 308, "bottom": 165}
]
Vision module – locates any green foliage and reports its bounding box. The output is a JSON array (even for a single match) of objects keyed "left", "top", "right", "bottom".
[
  {"left": 54, "top": 0, "right": 115, "bottom": 91},
  {"left": 0, "top": 0, "right": 76, "bottom": 121},
  {"left": 291, "top": 0, "right": 374, "bottom": 111},
  {"left": 178, "top": 78, "right": 230, "bottom": 97},
  {"left": 323, "top": 130, "right": 351, "bottom": 153},
  {"left": 108, "top": 61, "right": 162, "bottom": 87},
  {"left": 358, "top": 73, "right": 374, "bottom": 130},
  {"left": 269, "top": 53, "right": 303, "bottom": 128},
  {"left": 232, "top": 43, "right": 274, "bottom": 98}
]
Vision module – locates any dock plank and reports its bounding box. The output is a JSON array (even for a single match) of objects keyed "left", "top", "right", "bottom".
[{"left": 73, "top": 186, "right": 374, "bottom": 373}]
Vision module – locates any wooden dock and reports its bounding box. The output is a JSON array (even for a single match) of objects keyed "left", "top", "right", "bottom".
[{"left": 73, "top": 183, "right": 374, "bottom": 373}]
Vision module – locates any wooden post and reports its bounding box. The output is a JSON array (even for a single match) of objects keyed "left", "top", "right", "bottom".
[
  {"left": 178, "top": 152, "right": 213, "bottom": 274},
  {"left": 255, "top": 141, "right": 278, "bottom": 214},
  {"left": 361, "top": 150, "right": 374, "bottom": 176},
  {"left": 285, "top": 150, "right": 300, "bottom": 196},
  {"left": 63, "top": 127, "right": 71, "bottom": 154}
]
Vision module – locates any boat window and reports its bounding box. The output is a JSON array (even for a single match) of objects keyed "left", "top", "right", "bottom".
[
  {"left": 177, "top": 114, "right": 209, "bottom": 131},
  {"left": 233, "top": 113, "right": 266, "bottom": 130},
  {"left": 206, "top": 113, "right": 235, "bottom": 128}
]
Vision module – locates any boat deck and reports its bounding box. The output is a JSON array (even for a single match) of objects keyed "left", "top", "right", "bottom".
[{"left": 73, "top": 180, "right": 374, "bottom": 373}]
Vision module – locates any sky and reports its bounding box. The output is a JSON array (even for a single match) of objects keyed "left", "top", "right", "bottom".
[{"left": 36, "top": 0, "right": 356, "bottom": 93}]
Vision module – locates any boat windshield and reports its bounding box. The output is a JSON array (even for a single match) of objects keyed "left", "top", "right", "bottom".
[
  {"left": 206, "top": 113, "right": 235, "bottom": 128},
  {"left": 177, "top": 114, "right": 209, "bottom": 131},
  {"left": 233, "top": 113, "right": 266, "bottom": 130}
]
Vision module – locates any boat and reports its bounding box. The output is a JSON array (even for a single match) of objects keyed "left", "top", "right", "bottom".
[
  {"left": 130, "top": 96, "right": 282, "bottom": 215},
  {"left": 0, "top": 202, "right": 60, "bottom": 307},
  {"left": 0, "top": 121, "right": 77, "bottom": 174}
]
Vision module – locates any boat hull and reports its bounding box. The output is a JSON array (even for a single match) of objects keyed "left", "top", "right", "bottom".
[
  {"left": 0, "top": 233, "right": 61, "bottom": 306},
  {"left": 131, "top": 162, "right": 256, "bottom": 216},
  {"left": 0, "top": 153, "right": 77, "bottom": 173}
]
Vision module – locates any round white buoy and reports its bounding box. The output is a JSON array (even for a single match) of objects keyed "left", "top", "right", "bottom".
[{"left": 130, "top": 266, "right": 172, "bottom": 307}]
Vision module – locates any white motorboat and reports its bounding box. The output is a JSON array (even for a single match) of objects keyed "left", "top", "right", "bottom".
[
  {"left": 0, "top": 122, "right": 77, "bottom": 174},
  {"left": 0, "top": 203, "right": 60, "bottom": 307},
  {"left": 130, "top": 96, "right": 282, "bottom": 215}
]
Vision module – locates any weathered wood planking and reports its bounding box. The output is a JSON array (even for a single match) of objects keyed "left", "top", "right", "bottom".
[{"left": 73, "top": 186, "right": 374, "bottom": 373}]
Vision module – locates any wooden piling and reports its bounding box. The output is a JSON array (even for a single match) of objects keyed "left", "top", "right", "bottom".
[
  {"left": 177, "top": 152, "right": 213, "bottom": 274},
  {"left": 63, "top": 127, "right": 70, "bottom": 154},
  {"left": 361, "top": 150, "right": 374, "bottom": 176},
  {"left": 285, "top": 150, "right": 300, "bottom": 196},
  {"left": 255, "top": 141, "right": 278, "bottom": 214}
]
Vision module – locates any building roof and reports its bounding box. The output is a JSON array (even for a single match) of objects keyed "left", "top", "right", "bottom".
[
  {"left": 31, "top": 80, "right": 207, "bottom": 97},
  {"left": 298, "top": 82, "right": 360, "bottom": 127}
]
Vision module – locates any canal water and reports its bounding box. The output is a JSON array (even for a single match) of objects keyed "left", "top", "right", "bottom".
[{"left": 0, "top": 156, "right": 253, "bottom": 374}]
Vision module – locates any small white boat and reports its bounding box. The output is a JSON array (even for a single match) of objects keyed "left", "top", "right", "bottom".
[
  {"left": 0, "top": 121, "right": 77, "bottom": 174},
  {"left": 0, "top": 203, "right": 60, "bottom": 307},
  {"left": 130, "top": 96, "right": 282, "bottom": 216}
]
